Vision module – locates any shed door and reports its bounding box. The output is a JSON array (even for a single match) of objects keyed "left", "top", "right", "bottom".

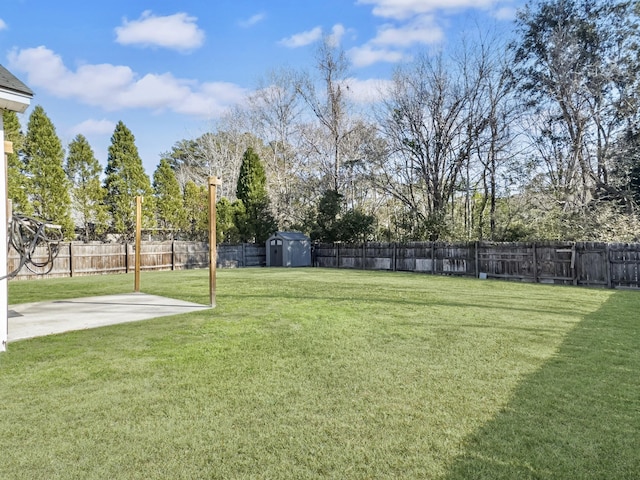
[{"left": 270, "top": 239, "right": 283, "bottom": 266}]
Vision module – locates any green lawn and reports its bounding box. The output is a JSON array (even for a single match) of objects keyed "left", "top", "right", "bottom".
[{"left": 2, "top": 268, "right": 638, "bottom": 479}]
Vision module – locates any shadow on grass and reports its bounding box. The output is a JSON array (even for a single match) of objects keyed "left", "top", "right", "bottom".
[{"left": 442, "top": 291, "right": 640, "bottom": 480}]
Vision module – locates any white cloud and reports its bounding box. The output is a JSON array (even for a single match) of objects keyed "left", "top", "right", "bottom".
[
  {"left": 278, "top": 26, "right": 322, "bottom": 48},
  {"left": 328, "top": 24, "right": 346, "bottom": 47},
  {"left": 70, "top": 119, "right": 116, "bottom": 136},
  {"left": 342, "top": 77, "right": 394, "bottom": 103},
  {"left": 180, "top": 81, "right": 247, "bottom": 117},
  {"left": 357, "top": 0, "right": 500, "bottom": 19},
  {"left": 348, "top": 15, "right": 442, "bottom": 67},
  {"left": 371, "top": 15, "right": 444, "bottom": 47},
  {"left": 0, "top": 19, "right": 7, "bottom": 31},
  {"left": 115, "top": 11, "right": 205, "bottom": 51},
  {"left": 239, "top": 13, "right": 266, "bottom": 28},
  {"left": 348, "top": 45, "right": 408, "bottom": 68},
  {"left": 493, "top": 7, "right": 517, "bottom": 21},
  {"left": 7, "top": 46, "right": 246, "bottom": 118},
  {"left": 8, "top": 47, "right": 134, "bottom": 100},
  {"left": 279, "top": 24, "right": 349, "bottom": 49}
]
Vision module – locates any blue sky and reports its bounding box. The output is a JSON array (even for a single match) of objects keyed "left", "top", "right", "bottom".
[{"left": 1, "top": 0, "right": 523, "bottom": 174}]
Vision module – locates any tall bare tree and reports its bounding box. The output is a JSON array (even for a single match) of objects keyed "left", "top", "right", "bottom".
[
  {"left": 164, "top": 127, "right": 264, "bottom": 201},
  {"left": 468, "top": 34, "right": 520, "bottom": 240},
  {"left": 374, "top": 52, "right": 488, "bottom": 240},
  {"left": 246, "top": 68, "right": 306, "bottom": 227},
  {"left": 296, "top": 37, "right": 357, "bottom": 193}
]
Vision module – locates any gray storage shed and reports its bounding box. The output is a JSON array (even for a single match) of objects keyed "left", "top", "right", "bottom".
[{"left": 266, "top": 232, "right": 311, "bottom": 267}]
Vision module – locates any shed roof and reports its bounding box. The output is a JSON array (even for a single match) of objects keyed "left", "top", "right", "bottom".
[
  {"left": 0, "top": 65, "right": 33, "bottom": 96},
  {"left": 270, "top": 231, "right": 310, "bottom": 241}
]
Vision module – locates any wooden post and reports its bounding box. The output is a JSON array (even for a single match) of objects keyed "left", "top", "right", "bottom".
[
  {"left": 392, "top": 242, "right": 397, "bottom": 272},
  {"left": 362, "top": 243, "right": 366, "bottom": 270},
  {"left": 208, "top": 176, "right": 221, "bottom": 307},
  {"left": 134, "top": 196, "right": 143, "bottom": 292},
  {"left": 606, "top": 244, "right": 613, "bottom": 289},
  {"left": 69, "top": 243, "right": 74, "bottom": 277},
  {"left": 474, "top": 241, "right": 479, "bottom": 278},
  {"left": 171, "top": 240, "right": 176, "bottom": 271},
  {"left": 431, "top": 242, "right": 436, "bottom": 274},
  {"left": 571, "top": 243, "right": 577, "bottom": 286},
  {"left": 532, "top": 242, "right": 538, "bottom": 284},
  {"left": 242, "top": 243, "right": 247, "bottom": 267}
]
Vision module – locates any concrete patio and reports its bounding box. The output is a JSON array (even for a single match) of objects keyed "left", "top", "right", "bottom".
[{"left": 8, "top": 293, "right": 211, "bottom": 342}]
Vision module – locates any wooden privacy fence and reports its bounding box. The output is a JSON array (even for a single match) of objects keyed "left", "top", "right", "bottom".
[
  {"left": 314, "top": 241, "right": 640, "bottom": 289},
  {"left": 10, "top": 240, "right": 640, "bottom": 290},
  {"left": 8, "top": 241, "right": 266, "bottom": 280}
]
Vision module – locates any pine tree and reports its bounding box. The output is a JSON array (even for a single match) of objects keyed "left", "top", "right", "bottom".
[
  {"left": 183, "top": 180, "right": 208, "bottom": 241},
  {"left": 104, "top": 121, "right": 155, "bottom": 239},
  {"left": 235, "top": 147, "right": 277, "bottom": 243},
  {"left": 153, "top": 158, "right": 186, "bottom": 238},
  {"left": 66, "top": 134, "right": 109, "bottom": 241},
  {"left": 2, "top": 110, "right": 32, "bottom": 215},
  {"left": 23, "top": 105, "right": 74, "bottom": 238}
]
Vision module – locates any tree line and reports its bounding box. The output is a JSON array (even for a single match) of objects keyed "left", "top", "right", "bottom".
[
  {"left": 4, "top": 107, "right": 281, "bottom": 244},
  {"left": 6, "top": 0, "right": 640, "bottom": 244}
]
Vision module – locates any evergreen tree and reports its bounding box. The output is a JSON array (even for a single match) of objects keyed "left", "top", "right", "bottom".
[
  {"left": 216, "top": 197, "right": 243, "bottom": 244},
  {"left": 182, "top": 182, "right": 244, "bottom": 243},
  {"left": 2, "top": 110, "right": 32, "bottom": 215},
  {"left": 66, "top": 134, "right": 109, "bottom": 242},
  {"left": 23, "top": 105, "right": 74, "bottom": 238},
  {"left": 338, "top": 209, "right": 375, "bottom": 243},
  {"left": 311, "top": 189, "right": 342, "bottom": 242},
  {"left": 153, "top": 158, "right": 186, "bottom": 238},
  {"left": 183, "top": 180, "right": 208, "bottom": 241},
  {"left": 104, "top": 121, "right": 155, "bottom": 239},
  {"left": 309, "top": 189, "right": 375, "bottom": 242},
  {"left": 235, "top": 147, "right": 277, "bottom": 243}
]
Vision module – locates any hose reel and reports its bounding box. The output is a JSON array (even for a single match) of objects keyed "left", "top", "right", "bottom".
[{"left": 4, "top": 214, "right": 63, "bottom": 280}]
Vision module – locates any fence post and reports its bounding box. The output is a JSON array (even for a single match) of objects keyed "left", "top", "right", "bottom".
[
  {"left": 336, "top": 243, "right": 340, "bottom": 268},
  {"left": 431, "top": 242, "right": 436, "bottom": 275},
  {"left": 474, "top": 241, "right": 479, "bottom": 278},
  {"left": 171, "top": 240, "right": 176, "bottom": 270},
  {"left": 125, "top": 242, "right": 129, "bottom": 273},
  {"left": 392, "top": 242, "right": 397, "bottom": 272},
  {"left": 606, "top": 244, "right": 612, "bottom": 289},
  {"left": 68, "top": 243, "right": 74, "bottom": 277},
  {"left": 242, "top": 243, "right": 246, "bottom": 267},
  {"left": 362, "top": 243, "right": 366, "bottom": 270},
  {"left": 571, "top": 243, "right": 577, "bottom": 286},
  {"left": 532, "top": 242, "right": 538, "bottom": 284}
]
